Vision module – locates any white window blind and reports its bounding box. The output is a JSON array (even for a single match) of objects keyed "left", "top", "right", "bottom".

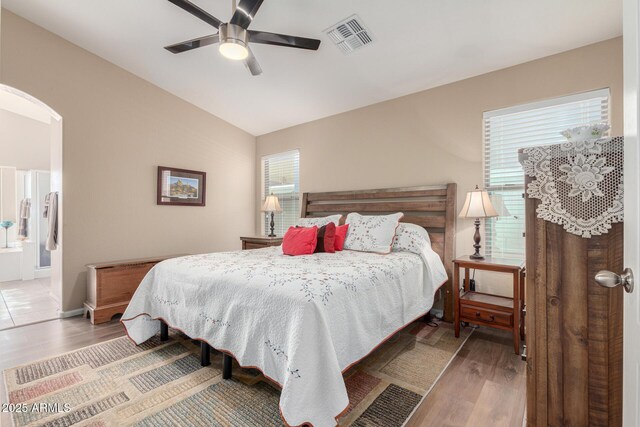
[
  {"left": 262, "top": 150, "right": 300, "bottom": 236},
  {"left": 483, "top": 89, "right": 610, "bottom": 259}
]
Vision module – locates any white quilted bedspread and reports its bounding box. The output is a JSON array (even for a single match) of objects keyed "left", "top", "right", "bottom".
[{"left": 122, "top": 246, "right": 446, "bottom": 426}]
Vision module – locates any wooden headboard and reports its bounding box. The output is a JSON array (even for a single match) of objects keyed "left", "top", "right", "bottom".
[{"left": 301, "top": 183, "right": 457, "bottom": 321}]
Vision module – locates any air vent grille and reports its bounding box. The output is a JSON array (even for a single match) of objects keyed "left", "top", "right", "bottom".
[{"left": 324, "top": 15, "right": 373, "bottom": 54}]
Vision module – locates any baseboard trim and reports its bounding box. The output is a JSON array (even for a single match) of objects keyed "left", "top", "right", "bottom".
[
  {"left": 59, "top": 308, "right": 84, "bottom": 318},
  {"left": 34, "top": 269, "right": 51, "bottom": 279}
]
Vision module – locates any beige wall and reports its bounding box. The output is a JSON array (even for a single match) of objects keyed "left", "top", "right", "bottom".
[
  {"left": 256, "top": 37, "right": 623, "bottom": 295},
  {"left": 1, "top": 11, "right": 256, "bottom": 312},
  {"left": 0, "top": 109, "right": 50, "bottom": 170}
]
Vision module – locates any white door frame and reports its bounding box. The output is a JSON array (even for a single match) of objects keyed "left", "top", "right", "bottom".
[
  {"left": 0, "top": 84, "right": 64, "bottom": 314},
  {"left": 623, "top": 0, "right": 640, "bottom": 425}
]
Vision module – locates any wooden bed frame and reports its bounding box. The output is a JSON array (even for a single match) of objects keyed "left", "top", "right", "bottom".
[
  {"left": 301, "top": 183, "right": 457, "bottom": 322},
  {"left": 160, "top": 183, "right": 457, "bottom": 378},
  {"left": 300, "top": 183, "right": 457, "bottom": 321}
]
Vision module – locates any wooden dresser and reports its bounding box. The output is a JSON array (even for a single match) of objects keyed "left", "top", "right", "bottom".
[{"left": 84, "top": 255, "right": 182, "bottom": 324}]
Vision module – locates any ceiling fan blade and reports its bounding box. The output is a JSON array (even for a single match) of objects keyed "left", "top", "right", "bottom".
[
  {"left": 165, "top": 34, "right": 219, "bottom": 53},
  {"left": 229, "top": 0, "right": 264, "bottom": 29},
  {"left": 167, "top": 0, "right": 222, "bottom": 29},
  {"left": 249, "top": 30, "right": 320, "bottom": 50},
  {"left": 244, "top": 47, "right": 263, "bottom": 76}
]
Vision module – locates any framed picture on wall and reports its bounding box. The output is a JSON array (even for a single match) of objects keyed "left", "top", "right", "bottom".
[{"left": 157, "top": 166, "right": 206, "bottom": 206}]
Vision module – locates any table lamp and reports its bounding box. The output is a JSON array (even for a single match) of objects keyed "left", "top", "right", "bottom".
[
  {"left": 261, "top": 193, "right": 282, "bottom": 237},
  {"left": 458, "top": 186, "right": 498, "bottom": 259}
]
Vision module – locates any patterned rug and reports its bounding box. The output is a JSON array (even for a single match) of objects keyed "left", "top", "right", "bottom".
[{"left": 3, "top": 321, "right": 471, "bottom": 427}]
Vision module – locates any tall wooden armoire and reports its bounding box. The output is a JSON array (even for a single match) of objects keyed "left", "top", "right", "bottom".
[{"left": 522, "top": 135, "right": 624, "bottom": 426}]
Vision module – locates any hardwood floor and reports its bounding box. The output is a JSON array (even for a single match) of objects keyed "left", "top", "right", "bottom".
[
  {"left": 406, "top": 327, "right": 527, "bottom": 427},
  {"left": 0, "top": 318, "right": 525, "bottom": 427}
]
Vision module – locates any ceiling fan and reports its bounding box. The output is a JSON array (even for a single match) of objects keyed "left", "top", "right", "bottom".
[{"left": 164, "top": 0, "right": 321, "bottom": 76}]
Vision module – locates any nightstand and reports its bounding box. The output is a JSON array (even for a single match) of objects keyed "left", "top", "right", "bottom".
[
  {"left": 240, "top": 236, "right": 283, "bottom": 250},
  {"left": 453, "top": 255, "right": 525, "bottom": 354}
]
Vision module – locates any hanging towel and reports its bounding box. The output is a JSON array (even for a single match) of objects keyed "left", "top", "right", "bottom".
[
  {"left": 43, "top": 193, "right": 50, "bottom": 219},
  {"left": 44, "top": 192, "right": 58, "bottom": 251},
  {"left": 17, "top": 198, "right": 31, "bottom": 240}
]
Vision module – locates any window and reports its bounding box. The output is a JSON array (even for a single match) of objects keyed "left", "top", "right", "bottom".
[
  {"left": 483, "top": 89, "right": 610, "bottom": 258},
  {"left": 262, "top": 150, "right": 300, "bottom": 236}
]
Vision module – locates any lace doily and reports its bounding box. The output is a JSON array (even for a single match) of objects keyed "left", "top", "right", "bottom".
[{"left": 522, "top": 132, "right": 624, "bottom": 238}]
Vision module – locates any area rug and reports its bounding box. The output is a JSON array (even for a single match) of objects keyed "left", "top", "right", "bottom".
[{"left": 3, "top": 321, "right": 471, "bottom": 427}]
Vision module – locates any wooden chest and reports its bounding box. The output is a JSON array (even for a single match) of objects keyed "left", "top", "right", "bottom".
[{"left": 84, "top": 255, "right": 182, "bottom": 324}]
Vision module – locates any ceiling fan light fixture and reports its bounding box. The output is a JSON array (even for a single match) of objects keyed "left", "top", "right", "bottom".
[
  {"left": 165, "top": 0, "right": 322, "bottom": 76},
  {"left": 218, "top": 23, "right": 249, "bottom": 60},
  {"left": 219, "top": 41, "right": 248, "bottom": 60}
]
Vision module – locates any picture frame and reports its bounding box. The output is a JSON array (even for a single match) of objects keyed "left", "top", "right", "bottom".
[{"left": 157, "top": 166, "right": 206, "bottom": 206}]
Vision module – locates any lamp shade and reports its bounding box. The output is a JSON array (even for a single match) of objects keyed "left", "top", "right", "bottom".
[
  {"left": 261, "top": 194, "right": 282, "bottom": 213},
  {"left": 489, "top": 193, "right": 512, "bottom": 218},
  {"left": 459, "top": 186, "right": 498, "bottom": 219}
]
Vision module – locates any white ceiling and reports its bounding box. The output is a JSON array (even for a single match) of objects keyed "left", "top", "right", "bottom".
[{"left": 3, "top": 0, "right": 622, "bottom": 136}]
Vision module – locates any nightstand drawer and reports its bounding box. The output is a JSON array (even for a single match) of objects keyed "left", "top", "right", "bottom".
[
  {"left": 240, "top": 236, "right": 283, "bottom": 250},
  {"left": 244, "top": 242, "right": 267, "bottom": 250},
  {"left": 461, "top": 306, "right": 513, "bottom": 327}
]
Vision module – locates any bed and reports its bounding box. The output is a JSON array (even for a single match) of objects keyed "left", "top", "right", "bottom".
[{"left": 121, "top": 183, "right": 457, "bottom": 427}]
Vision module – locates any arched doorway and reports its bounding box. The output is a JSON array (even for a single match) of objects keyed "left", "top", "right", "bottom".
[{"left": 0, "top": 84, "right": 63, "bottom": 327}]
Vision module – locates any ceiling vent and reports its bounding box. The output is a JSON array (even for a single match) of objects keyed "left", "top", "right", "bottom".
[{"left": 324, "top": 15, "right": 373, "bottom": 54}]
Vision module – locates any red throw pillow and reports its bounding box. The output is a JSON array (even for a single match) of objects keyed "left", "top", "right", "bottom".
[
  {"left": 315, "top": 223, "right": 336, "bottom": 253},
  {"left": 334, "top": 224, "right": 349, "bottom": 251},
  {"left": 282, "top": 226, "right": 318, "bottom": 256}
]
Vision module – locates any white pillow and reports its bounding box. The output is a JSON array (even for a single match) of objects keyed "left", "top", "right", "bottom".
[
  {"left": 392, "top": 223, "right": 431, "bottom": 254},
  {"left": 344, "top": 212, "right": 404, "bottom": 254},
  {"left": 297, "top": 214, "right": 342, "bottom": 227}
]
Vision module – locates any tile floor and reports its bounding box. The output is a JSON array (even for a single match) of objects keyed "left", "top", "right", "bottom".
[{"left": 0, "top": 278, "right": 59, "bottom": 330}]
